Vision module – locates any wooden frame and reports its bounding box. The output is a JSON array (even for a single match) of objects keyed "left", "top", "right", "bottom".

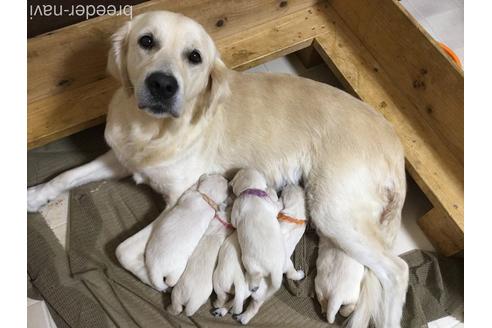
[{"left": 27, "top": 0, "right": 464, "bottom": 256}]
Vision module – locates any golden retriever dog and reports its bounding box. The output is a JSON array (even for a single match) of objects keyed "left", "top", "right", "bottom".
[{"left": 27, "top": 11, "right": 407, "bottom": 327}]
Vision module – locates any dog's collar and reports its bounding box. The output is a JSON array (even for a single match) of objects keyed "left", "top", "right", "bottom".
[
  {"left": 199, "top": 191, "right": 233, "bottom": 229},
  {"left": 199, "top": 191, "right": 220, "bottom": 212},
  {"left": 214, "top": 213, "right": 234, "bottom": 230},
  {"left": 240, "top": 188, "right": 270, "bottom": 199},
  {"left": 277, "top": 212, "right": 306, "bottom": 225}
]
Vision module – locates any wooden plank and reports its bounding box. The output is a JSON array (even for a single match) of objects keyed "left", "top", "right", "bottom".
[
  {"left": 418, "top": 207, "right": 463, "bottom": 256},
  {"left": 329, "top": 0, "right": 464, "bottom": 164},
  {"left": 313, "top": 4, "right": 463, "bottom": 255},
  {"left": 28, "top": 0, "right": 324, "bottom": 149},
  {"left": 28, "top": 0, "right": 318, "bottom": 104},
  {"left": 217, "top": 6, "right": 332, "bottom": 70}
]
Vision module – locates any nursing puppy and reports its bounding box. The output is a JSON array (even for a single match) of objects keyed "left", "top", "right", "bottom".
[
  {"left": 168, "top": 207, "right": 233, "bottom": 317},
  {"left": 230, "top": 168, "right": 284, "bottom": 324},
  {"left": 278, "top": 184, "right": 307, "bottom": 281},
  {"left": 315, "top": 237, "right": 365, "bottom": 324},
  {"left": 212, "top": 184, "right": 306, "bottom": 318},
  {"left": 212, "top": 231, "right": 250, "bottom": 317},
  {"left": 145, "top": 173, "right": 228, "bottom": 291}
]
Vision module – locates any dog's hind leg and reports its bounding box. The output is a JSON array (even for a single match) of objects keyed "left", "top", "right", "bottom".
[
  {"left": 184, "top": 300, "right": 202, "bottom": 317},
  {"left": 167, "top": 301, "right": 183, "bottom": 315},
  {"left": 213, "top": 288, "right": 228, "bottom": 309},
  {"left": 239, "top": 271, "right": 282, "bottom": 324},
  {"left": 306, "top": 168, "right": 407, "bottom": 328},
  {"left": 116, "top": 222, "right": 155, "bottom": 286},
  {"left": 246, "top": 271, "right": 263, "bottom": 293},
  {"left": 231, "top": 282, "right": 250, "bottom": 315}
]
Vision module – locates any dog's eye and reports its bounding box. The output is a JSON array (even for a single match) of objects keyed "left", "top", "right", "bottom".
[
  {"left": 187, "top": 50, "right": 202, "bottom": 64},
  {"left": 138, "top": 35, "right": 154, "bottom": 49}
]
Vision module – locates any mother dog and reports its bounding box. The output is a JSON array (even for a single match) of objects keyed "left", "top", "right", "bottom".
[{"left": 27, "top": 11, "right": 408, "bottom": 327}]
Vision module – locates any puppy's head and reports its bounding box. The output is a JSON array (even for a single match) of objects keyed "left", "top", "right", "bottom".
[
  {"left": 107, "top": 11, "right": 229, "bottom": 119},
  {"left": 197, "top": 174, "right": 229, "bottom": 204},
  {"left": 279, "top": 184, "right": 306, "bottom": 218},
  {"left": 230, "top": 168, "right": 268, "bottom": 196}
]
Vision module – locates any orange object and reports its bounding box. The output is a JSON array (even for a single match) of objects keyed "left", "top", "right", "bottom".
[
  {"left": 438, "top": 42, "right": 462, "bottom": 68},
  {"left": 277, "top": 212, "right": 306, "bottom": 225}
]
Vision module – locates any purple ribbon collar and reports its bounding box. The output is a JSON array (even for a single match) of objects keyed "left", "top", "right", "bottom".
[{"left": 240, "top": 188, "right": 270, "bottom": 199}]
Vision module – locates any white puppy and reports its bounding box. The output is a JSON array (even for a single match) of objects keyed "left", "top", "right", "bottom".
[
  {"left": 230, "top": 168, "right": 284, "bottom": 325},
  {"left": 211, "top": 184, "right": 307, "bottom": 319},
  {"left": 212, "top": 231, "right": 251, "bottom": 317},
  {"left": 168, "top": 207, "right": 233, "bottom": 317},
  {"left": 315, "top": 236, "right": 365, "bottom": 324},
  {"left": 145, "top": 173, "right": 228, "bottom": 291},
  {"left": 278, "top": 184, "right": 307, "bottom": 281}
]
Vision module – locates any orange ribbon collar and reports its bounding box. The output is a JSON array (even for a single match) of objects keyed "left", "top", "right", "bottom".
[
  {"left": 199, "top": 192, "right": 220, "bottom": 212},
  {"left": 277, "top": 212, "right": 306, "bottom": 225},
  {"left": 199, "top": 192, "right": 233, "bottom": 229}
]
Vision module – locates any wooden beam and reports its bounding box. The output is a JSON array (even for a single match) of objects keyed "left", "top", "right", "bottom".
[
  {"left": 329, "top": 0, "right": 464, "bottom": 165},
  {"left": 313, "top": 4, "right": 463, "bottom": 255},
  {"left": 296, "top": 44, "right": 323, "bottom": 68},
  {"left": 418, "top": 208, "right": 464, "bottom": 256},
  {"left": 28, "top": 0, "right": 319, "bottom": 148}
]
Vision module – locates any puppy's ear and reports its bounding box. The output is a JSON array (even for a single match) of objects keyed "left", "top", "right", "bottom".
[
  {"left": 266, "top": 187, "right": 279, "bottom": 202},
  {"left": 204, "top": 58, "right": 230, "bottom": 117},
  {"left": 107, "top": 21, "right": 133, "bottom": 97}
]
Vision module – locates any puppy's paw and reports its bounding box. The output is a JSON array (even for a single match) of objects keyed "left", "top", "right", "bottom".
[
  {"left": 339, "top": 304, "right": 356, "bottom": 317},
  {"left": 167, "top": 304, "right": 182, "bottom": 316},
  {"left": 236, "top": 313, "right": 252, "bottom": 325},
  {"left": 212, "top": 308, "right": 228, "bottom": 317}
]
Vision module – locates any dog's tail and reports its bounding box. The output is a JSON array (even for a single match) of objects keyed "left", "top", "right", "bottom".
[
  {"left": 247, "top": 272, "right": 263, "bottom": 293},
  {"left": 346, "top": 269, "right": 383, "bottom": 328},
  {"left": 147, "top": 261, "right": 169, "bottom": 292}
]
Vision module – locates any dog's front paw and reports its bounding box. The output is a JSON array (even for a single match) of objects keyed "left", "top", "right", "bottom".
[
  {"left": 27, "top": 183, "right": 52, "bottom": 212},
  {"left": 212, "top": 308, "right": 228, "bottom": 317},
  {"left": 235, "top": 313, "right": 252, "bottom": 325}
]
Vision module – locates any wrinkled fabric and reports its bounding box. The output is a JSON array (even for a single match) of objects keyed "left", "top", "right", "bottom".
[{"left": 27, "top": 125, "right": 463, "bottom": 328}]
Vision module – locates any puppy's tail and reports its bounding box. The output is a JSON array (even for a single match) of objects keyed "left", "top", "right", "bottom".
[
  {"left": 247, "top": 272, "right": 263, "bottom": 293},
  {"left": 147, "top": 261, "right": 169, "bottom": 292},
  {"left": 346, "top": 269, "right": 383, "bottom": 328}
]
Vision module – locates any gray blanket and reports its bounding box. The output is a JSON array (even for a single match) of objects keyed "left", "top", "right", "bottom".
[{"left": 27, "top": 125, "right": 463, "bottom": 328}]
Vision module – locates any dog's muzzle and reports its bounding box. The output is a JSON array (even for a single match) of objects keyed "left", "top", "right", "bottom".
[{"left": 138, "top": 72, "right": 180, "bottom": 117}]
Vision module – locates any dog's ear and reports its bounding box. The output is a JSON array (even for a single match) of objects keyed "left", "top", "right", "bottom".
[
  {"left": 204, "top": 57, "right": 230, "bottom": 117},
  {"left": 107, "top": 21, "right": 133, "bottom": 97}
]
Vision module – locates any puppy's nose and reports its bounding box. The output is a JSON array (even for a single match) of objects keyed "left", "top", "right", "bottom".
[{"left": 145, "top": 72, "right": 178, "bottom": 100}]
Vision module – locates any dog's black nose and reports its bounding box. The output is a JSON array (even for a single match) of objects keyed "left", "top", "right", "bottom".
[{"left": 145, "top": 72, "right": 178, "bottom": 100}]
